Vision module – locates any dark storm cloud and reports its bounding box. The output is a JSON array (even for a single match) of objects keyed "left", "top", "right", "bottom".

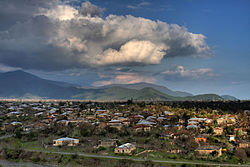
[
  {"left": 0, "top": 0, "right": 211, "bottom": 71},
  {"left": 0, "top": 0, "right": 57, "bottom": 30}
]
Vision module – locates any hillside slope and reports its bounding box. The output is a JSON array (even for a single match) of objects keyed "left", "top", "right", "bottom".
[
  {"left": 99, "top": 82, "right": 193, "bottom": 97},
  {"left": 0, "top": 70, "right": 82, "bottom": 99},
  {"left": 0, "top": 70, "right": 229, "bottom": 101}
]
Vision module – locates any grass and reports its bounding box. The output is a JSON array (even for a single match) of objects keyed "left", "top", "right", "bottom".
[{"left": 0, "top": 137, "right": 246, "bottom": 166}]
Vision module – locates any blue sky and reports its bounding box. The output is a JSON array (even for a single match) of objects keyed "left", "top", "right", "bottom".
[{"left": 0, "top": 0, "right": 249, "bottom": 99}]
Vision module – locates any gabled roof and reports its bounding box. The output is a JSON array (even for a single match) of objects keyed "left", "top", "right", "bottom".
[
  {"left": 146, "top": 116, "right": 156, "bottom": 121},
  {"left": 187, "top": 124, "right": 198, "bottom": 129},
  {"left": 164, "top": 111, "right": 174, "bottom": 115},
  {"left": 55, "top": 137, "right": 78, "bottom": 141},
  {"left": 117, "top": 143, "right": 135, "bottom": 149},
  {"left": 11, "top": 121, "right": 22, "bottom": 125},
  {"left": 137, "top": 119, "right": 156, "bottom": 125},
  {"left": 196, "top": 145, "right": 221, "bottom": 150},
  {"left": 109, "top": 119, "right": 121, "bottom": 123}
]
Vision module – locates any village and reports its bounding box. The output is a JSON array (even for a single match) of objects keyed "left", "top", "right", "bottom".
[{"left": 0, "top": 100, "right": 249, "bottom": 165}]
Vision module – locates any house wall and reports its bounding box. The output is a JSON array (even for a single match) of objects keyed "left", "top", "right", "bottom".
[
  {"left": 195, "top": 138, "right": 207, "bottom": 143},
  {"left": 53, "top": 139, "right": 79, "bottom": 146},
  {"left": 114, "top": 145, "right": 136, "bottom": 154},
  {"left": 238, "top": 143, "right": 249, "bottom": 148},
  {"left": 196, "top": 148, "right": 222, "bottom": 157},
  {"left": 98, "top": 141, "right": 117, "bottom": 147}
]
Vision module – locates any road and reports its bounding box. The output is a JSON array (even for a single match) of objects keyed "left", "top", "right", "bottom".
[
  {"left": 25, "top": 149, "right": 250, "bottom": 167},
  {"left": 0, "top": 134, "right": 13, "bottom": 140}
]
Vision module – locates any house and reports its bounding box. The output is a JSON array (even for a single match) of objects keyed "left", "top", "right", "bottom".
[
  {"left": 226, "top": 117, "right": 236, "bottom": 125},
  {"left": 47, "top": 109, "right": 57, "bottom": 115},
  {"left": 157, "top": 117, "right": 166, "bottom": 123},
  {"left": 97, "top": 113, "right": 109, "bottom": 119},
  {"left": 85, "top": 115, "right": 96, "bottom": 121},
  {"left": 166, "top": 149, "right": 183, "bottom": 154},
  {"left": 213, "top": 127, "right": 223, "bottom": 135},
  {"left": 173, "top": 130, "right": 191, "bottom": 139},
  {"left": 23, "top": 125, "right": 33, "bottom": 132},
  {"left": 117, "top": 117, "right": 128, "bottom": 122},
  {"left": 164, "top": 111, "right": 174, "bottom": 116},
  {"left": 113, "top": 112, "right": 123, "bottom": 117},
  {"left": 53, "top": 137, "right": 79, "bottom": 146},
  {"left": 136, "top": 119, "right": 156, "bottom": 126},
  {"left": 216, "top": 118, "right": 224, "bottom": 125},
  {"left": 186, "top": 124, "right": 198, "bottom": 129},
  {"left": 134, "top": 124, "right": 152, "bottom": 132},
  {"left": 227, "top": 135, "right": 236, "bottom": 142},
  {"left": 146, "top": 116, "right": 157, "bottom": 122},
  {"left": 68, "top": 118, "right": 88, "bottom": 126},
  {"left": 122, "top": 119, "right": 130, "bottom": 126},
  {"left": 237, "top": 141, "right": 250, "bottom": 149},
  {"left": 195, "top": 145, "right": 222, "bottom": 157},
  {"left": 244, "top": 110, "right": 249, "bottom": 114},
  {"left": 163, "top": 124, "right": 182, "bottom": 130},
  {"left": 10, "top": 121, "right": 22, "bottom": 126},
  {"left": 188, "top": 121, "right": 199, "bottom": 126},
  {"left": 134, "top": 119, "right": 156, "bottom": 132},
  {"left": 96, "top": 139, "right": 117, "bottom": 148},
  {"left": 96, "top": 109, "right": 109, "bottom": 115},
  {"left": 34, "top": 112, "right": 44, "bottom": 117},
  {"left": 195, "top": 134, "right": 209, "bottom": 144},
  {"left": 188, "top": 118, "right": 208, "bottom": 123},
  {"left": 7, "top": 111, "right": 22, "bottom": 117},
  {"left": 161, "top": 130, "right": 174, "bottom": 139},
  {"left": 204, "top": 118, "right": 212, "bottom": 124},
  {"left": 114, "top": 143, "right": 136, "bottom": 154},
  {"left": 134, "top": 115, "right": 144, "bottom": 120},
  {"left": 107, "top": 119, "right": 123, "bottom": 130},
  {"left": 57, "top": 120, "right": 69, "bottom": 126}
]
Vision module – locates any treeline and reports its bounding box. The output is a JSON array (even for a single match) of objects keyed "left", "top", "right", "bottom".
[
  {"left": 62, "top": 100, "right": 250, "bottom": 112},
  {"left": 162, "top": 101, "right": 250, "bottom": 111},
  {"left": 121, "top": 100, "right": 250, "bottom": 112}
]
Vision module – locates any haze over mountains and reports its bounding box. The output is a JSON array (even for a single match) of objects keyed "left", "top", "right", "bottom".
[
  {"left": 99, "top": 83, "right": 193, "bottom": 97},
  {"left": 0, "top": 70, "right": 237, "bottom": 101}
]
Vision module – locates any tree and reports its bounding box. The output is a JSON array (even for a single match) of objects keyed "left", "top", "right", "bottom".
[
  {"left": 14, "top": 127, "right": 23, "bottom": 139},
  {"left": 79, "top": 123, "right": 95, "bottom": 137},
  {"left": 235, "top": 149, "right": 247, "bottom": 161}
]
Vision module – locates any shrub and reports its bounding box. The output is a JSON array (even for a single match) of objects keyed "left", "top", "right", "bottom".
[
  {"left": 231, "top": 156, "right": 240, "bottom": 164},
  {"left": 97, "top": 146, "right": 106, "bottom": 152},
  {"left": 72, "top": 153, "right": 78, "bottom": 159},
  {"left": 168, "top": 153, "right": 178, "bottom": 159},
  {"left": 235, "top": 149, "right": 247, "bottom": 161},
  {"left": 3, "top": 148, "right": 22, "bottom": 160}
]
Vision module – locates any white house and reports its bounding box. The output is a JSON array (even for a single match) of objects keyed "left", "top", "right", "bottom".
[
  {"left": 114, "top": 143, "right": 136, "bottom": 154},
  {"left": 53, "top": 137, "right": 79, "bottom": 146}
]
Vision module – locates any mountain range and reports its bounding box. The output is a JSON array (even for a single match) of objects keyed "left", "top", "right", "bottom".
[{"left": 0, "top": 70, "right": 237, "bottom": 101}]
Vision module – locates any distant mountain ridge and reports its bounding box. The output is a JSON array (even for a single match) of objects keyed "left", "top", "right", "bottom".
[
  {"left": 0, "top": 70, "right": 82, "bottom": 99},
  {"left": 99, "top": 82, "right": 193, "bottom": 97},
  {"left": 221, "top": 95, "right": 238, "bottom": 100},
  {"left": 0, "top": 70, "right": 237, "bottom": 101}
]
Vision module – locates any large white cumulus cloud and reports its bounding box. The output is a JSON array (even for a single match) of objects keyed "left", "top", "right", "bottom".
[
  {"left": 0, "top": 0, "right": 211, "bottom": 71},
  {"left": 96, "top": 40, "right": 167, "bottom": 65}
]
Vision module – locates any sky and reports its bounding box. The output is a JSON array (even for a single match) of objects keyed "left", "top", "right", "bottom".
[{"left": 0, "top": 0, "right": 249, "bottom": 99}]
